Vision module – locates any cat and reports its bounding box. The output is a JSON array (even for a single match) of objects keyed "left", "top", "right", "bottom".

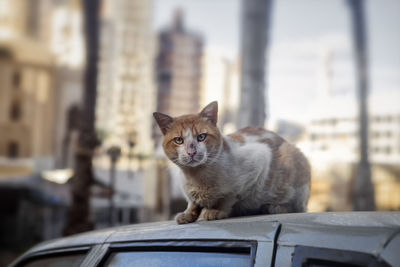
[{"left": 153, "top": 101, "right": 311, "bottom": 224}]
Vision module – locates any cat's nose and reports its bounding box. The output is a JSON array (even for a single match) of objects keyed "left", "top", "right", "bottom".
[
  {"left": 186, "top": 144, "right": 197, "bottom": 158},
  {"left": 187, "top": 151, "right": 196, "bottom": 158}
]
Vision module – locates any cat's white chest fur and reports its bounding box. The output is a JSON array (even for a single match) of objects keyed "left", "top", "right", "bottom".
[
  {"left": 183, "top": 140, "right": 275, "bottom": 213},
  {"left": 226, "top": 141, "right": 273, "bottom": 203}
]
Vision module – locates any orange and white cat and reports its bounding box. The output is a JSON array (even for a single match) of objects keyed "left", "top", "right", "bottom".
[{"left": 154, "top": 101, "right": 310, "bottom": 224}]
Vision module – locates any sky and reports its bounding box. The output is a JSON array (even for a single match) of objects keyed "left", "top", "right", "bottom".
[{"left": 153, "top": 0, "right": 400, "bottom": 123}]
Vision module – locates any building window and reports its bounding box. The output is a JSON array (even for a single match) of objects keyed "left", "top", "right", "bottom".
[
  {"left": 372, "top": 131, "right": 381, "bottom": 139},
  {"left": 9, "top": 100, "right": 22, "bottom": 121},
  {"left": 320, "top": 144, "right": 328, "bottom": 151},
  {"left": 310, "top": 133, "right": 317, "bottom": 141},
  {"left": 7, "top": 142, "right": 19, "bottom": 159},
  {"left": 12, "top": 70, "right": 21, "bottom": 88}
]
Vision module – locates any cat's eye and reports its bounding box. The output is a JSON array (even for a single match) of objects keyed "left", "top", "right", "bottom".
[
  {"left": 174, "top": 137, "right": 184, "bottom": 144},
  {"left": 197, "top": 133, "right": 207, "bottom": 142}
]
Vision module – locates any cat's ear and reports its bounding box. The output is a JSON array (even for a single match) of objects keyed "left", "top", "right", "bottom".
[
  {"left": 199, "top": 101, "right": 218, "bottom": 125},
  {"left": 153, "top": 112, "right": 173, "bottom": 135}
]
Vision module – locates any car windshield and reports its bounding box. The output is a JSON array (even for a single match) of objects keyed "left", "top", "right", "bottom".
[{"left": 104, "top": 251, "right": 251, "bottom": 267}]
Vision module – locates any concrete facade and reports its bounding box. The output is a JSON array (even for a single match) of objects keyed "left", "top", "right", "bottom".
[
  {"left": 0, "top": 39, "right": 55, "bottom": 174},
  {"left": 0, "top": 0, "right": 85, "bottom": 174}
]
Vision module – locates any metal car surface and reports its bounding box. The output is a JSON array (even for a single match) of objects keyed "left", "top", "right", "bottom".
[{"left": 9, "top": 212, "right": 400, "bottom": 267}]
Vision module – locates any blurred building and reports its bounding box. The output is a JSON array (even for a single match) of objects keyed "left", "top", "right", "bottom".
[
  {"left": 0, "top": 0, "right": 52, "bottom": 41},
  {"left": 0, "top": 0, "right": 56, "bottom": 176},
  {"left": 0, "top": 0, "right": 84, "bottom": 65},
  {"left": 96, "top": 0, "right": 156, "bottom": 158},
  {"left": 94, "top": 0, "right": 156, "bottom": 224},
  {"left": 0, "top": 1, "right": 85, "bottom": 259},
  {"left": 146, "top": 10, "right": 204, "bottom": 221},
  {"left": 309, "top": 99, "right": 400, "bottom": 165},
  {"left": 202, "top": 48, "right": 240, "bottom": 134},
  {"left": 305, "top": 49, "right": 400, "bottom": 212},
  {"left": 0, "top": 40, "right": 55, "bottom": 175},
  {"left": 0, "top": 0, "right": 85, "bottom": 171},
  {"left": 308, "top": 49, "right": 400, "bottom": 166},
  {"left": 155, "top": 10, "right": 203, "bottom": 122}
]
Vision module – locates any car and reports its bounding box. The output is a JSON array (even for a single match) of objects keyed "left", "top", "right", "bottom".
[{"left": 9, "top": 212, "right": 400, "bottom": 267}]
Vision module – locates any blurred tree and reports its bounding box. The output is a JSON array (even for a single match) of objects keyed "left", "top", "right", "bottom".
[
  {"left": 238, "top": 0, "right": 273, "bottom": 127},
  {"left": 64, "top": 0, "right": 101, "bottom": 235},
  {"left": 347, "top": 0, "right": 376, "bottom": 211}
]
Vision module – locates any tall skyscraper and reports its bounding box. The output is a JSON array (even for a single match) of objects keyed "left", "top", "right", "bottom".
[
  {"left": 96, "top": 0, "right": 155, "bottom": 158},
  {"left": 155, "top": 10, "right": 203, "bottom": 120},
  {"left": 146, "top": 10, "right": 204, "bottom": 221}
]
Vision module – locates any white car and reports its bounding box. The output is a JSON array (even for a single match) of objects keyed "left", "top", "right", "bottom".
[{"left": 10, "top": 212, "right": 400, "bottom": 267}]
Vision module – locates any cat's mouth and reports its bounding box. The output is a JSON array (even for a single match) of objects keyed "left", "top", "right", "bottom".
[
  {"left": 186, "top": 161, "right": 202, "bottom": 167},
  {"left": 181, "top": 155, "right": 207, "bottom": 167},
  {"left": 185, "top": 158, "right": 200, "bottom": 167}
]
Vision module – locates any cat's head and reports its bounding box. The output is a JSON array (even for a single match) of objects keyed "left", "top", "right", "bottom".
[{"left": 153, "top": 101, "right": 222, "bottom": 168}]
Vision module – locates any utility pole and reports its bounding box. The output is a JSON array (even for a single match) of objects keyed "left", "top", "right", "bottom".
[
  {"left": 347, "top": 0, "right": 376, "bottom": 211},
  {"left": 238, "top": 0, "right": 273, "bottom": 128},
  {"left": 64, "top": 0, "right": 101, "bottom": 235},
  {"left": 128, "top": 131, "right": 136, "bottom": 179},
  {"left": 107, "top": 146, "right": 121, "bottom": 226}
]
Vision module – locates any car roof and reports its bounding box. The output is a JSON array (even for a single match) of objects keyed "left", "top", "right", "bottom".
[{"left": 28, "top": 211, "right": 400, "bottom": 254}]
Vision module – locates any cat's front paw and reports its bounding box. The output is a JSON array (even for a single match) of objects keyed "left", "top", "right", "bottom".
[
  {"left": 202, "top": 209, "right": 228, "bottom": 221},
  {"left": 267, "top": 204, "right": 291, "bottom": 214},
  {"left": 175, "top": 212, "right": 198, "bottom": 224}
]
